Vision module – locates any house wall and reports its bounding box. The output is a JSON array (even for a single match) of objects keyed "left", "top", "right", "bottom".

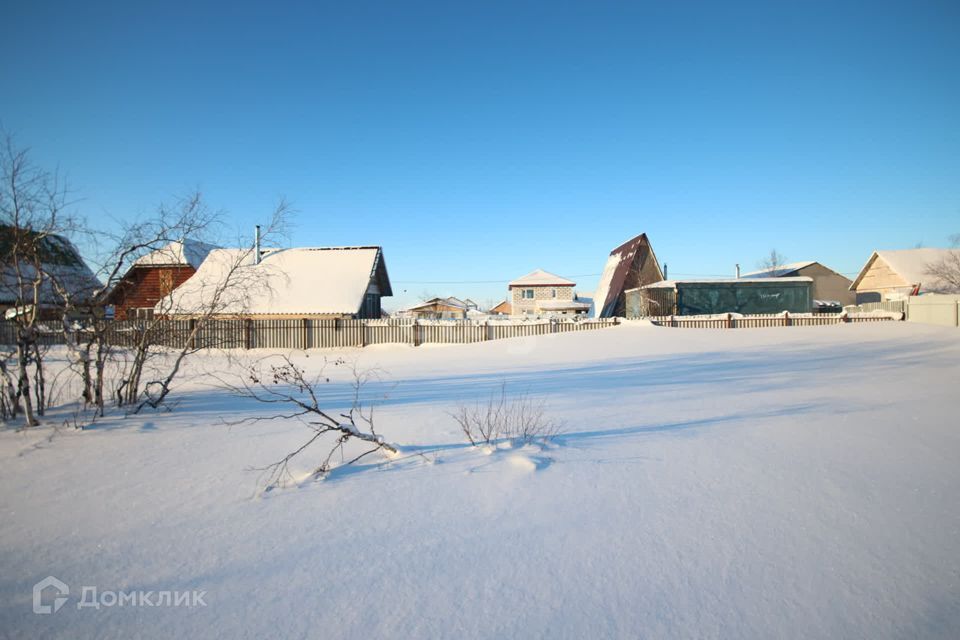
[
  {"left": 797, "top": 264, "right": 855, "bottom": 306},
  {"left": 853, "top": 256, "right": 912, "bottom": 303},
  {"left": 112, "top": 266, "right": 197, "bottom": 320},
  {"left": 510, "top": 285, "right": 574, "bottom": 314}
]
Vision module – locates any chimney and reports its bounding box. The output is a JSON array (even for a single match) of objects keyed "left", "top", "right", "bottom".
[
  {"left": 663, "top": 263, "right": 668, "bottom": 279},
  {"left": 254, "top": 225, "right": 261, "bottom": 265},
  {"left": 736, "top": 263, "right": 741, "bottom": 278}
]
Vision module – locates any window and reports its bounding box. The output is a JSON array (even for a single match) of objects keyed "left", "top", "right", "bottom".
[
  {"left": 551, "top": 288, "right": 557, "bottom": 298},
  {"left": 523, "top": 289, "right": 535, "bottom": 299},
  {"left": 158, "top": 269, "right": 175, "bottom": 296}
]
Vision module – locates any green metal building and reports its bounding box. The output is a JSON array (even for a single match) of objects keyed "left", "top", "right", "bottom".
[{"left": 626, "top": 277, "right": 813, "bottom": 317}]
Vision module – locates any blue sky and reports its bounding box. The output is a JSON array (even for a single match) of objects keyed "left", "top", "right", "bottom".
[{"left": 3, "top": 0, "right": 959, "bottom": 309}]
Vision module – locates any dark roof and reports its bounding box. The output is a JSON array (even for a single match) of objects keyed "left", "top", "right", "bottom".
[
  {"left": 0, "top": 225, "right": 101, "bottom": 305},
  {"left": 594, "top": 233, "right": 663, "bottom": 318}
]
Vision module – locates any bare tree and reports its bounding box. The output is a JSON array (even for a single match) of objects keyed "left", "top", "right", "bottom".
[
  {"left": 924, "top": 233, "right": 960, "bottom": 293},
  {"left": 129, "top": 198, "right": 290, "bottom": 413},
  {"left": 220, "top": 354, "right": 398, "bottom": 490},
  {"left": 757, "top": 249, "right": 787, "bottom": 274},
  {"left": 0, "top": 131, "right": 80, "bottom": 426},
  {"left": 49, "top": 192, "right": 220, "bottom": 417},
  {"left": 50, "top": 190, "right": 288, "bottom": 419}
]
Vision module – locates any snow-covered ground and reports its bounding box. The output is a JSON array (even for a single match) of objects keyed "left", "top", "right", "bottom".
[{"left": 1, "top": 322, "right": 959, "bottom": 639}]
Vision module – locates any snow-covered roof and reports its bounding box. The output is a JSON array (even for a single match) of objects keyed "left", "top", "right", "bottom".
[
  {"left": 160, "top": 246, "right": 390, "bottom": 316},
  {"left": 0, "top": 230, "right": 101, "bottom": 305},
  {"left": 742, "top": 261, "right": 816, "bottom": 278},
  {"left": 509, "top": 269, "right": 575, "bottom": 287},
  {"left": 850, "top": 249, "right": 956, "bottom": 292},
  {"left": 134, "top": 239, "right": 219, "bottom": 269},
  {"left": 538, "top": 300, "right": 591, "bottom": 310},
  {"left": 405, "top": 297, "right": 468, "bottom": 312},
  {"left": 641, "top": 277, "right": 813, "bottom": 289}
]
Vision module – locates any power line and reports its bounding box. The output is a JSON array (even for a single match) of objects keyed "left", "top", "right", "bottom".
[
  {"left": 394, "top": 272, "right": 603, "bottom": 284},
  {"left": 395, "top": 269, "right": 866, "bottom": 285}
]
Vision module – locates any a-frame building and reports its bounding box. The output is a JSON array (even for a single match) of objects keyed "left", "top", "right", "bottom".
[{"left": 593, "top": 233, "right": 663, "bottom": 318}]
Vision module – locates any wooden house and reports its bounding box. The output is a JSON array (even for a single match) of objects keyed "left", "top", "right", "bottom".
[
  {"left": 0, "top": 225, "right": 100, "bottom": 319},
  {"left": 489, "top": 300, "right": 512, "bottom": 316},
  {"left": 404, "top": 297, "right": 470, "bottom": 320},
  {"left": 849, "top": 249, "right": 957, "bottom": 303},
  {"left": 593, "top": 233, "right": 663, "bottom": 318},
  {"left": 108, "top": 240, "right": 218, "bottom": 320},
  {"left": 160, "top": 246, "right": 392, "bottom": 319}
]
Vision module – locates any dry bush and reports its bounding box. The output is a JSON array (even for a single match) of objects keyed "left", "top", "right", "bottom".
[{"left": 451, "top": 383, "right": 561, "bottom": 446}]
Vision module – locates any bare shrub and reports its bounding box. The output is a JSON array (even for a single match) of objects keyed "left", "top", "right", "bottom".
[{"left": 452, "top": 383, "right": 561, "bottom": 446}]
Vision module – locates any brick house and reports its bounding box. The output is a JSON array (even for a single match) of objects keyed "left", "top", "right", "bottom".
[
  {"left": 107, "top": 240, "right": 218, "bottom": 320},
  {"left": 508, "top": 269, "right": 590, "bottom": 316}
]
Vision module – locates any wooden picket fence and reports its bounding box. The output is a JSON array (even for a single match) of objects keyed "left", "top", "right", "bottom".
[
  {"left": 0, "top": 317, "right": 619, "bottom": 350},
  {"left": 649, "top": 312, "right": 899, "bottom": 329}
]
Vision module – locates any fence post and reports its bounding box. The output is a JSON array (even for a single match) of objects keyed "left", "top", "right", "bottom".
[
  {"left": 188, "top": 318, "right": 196, "bottom": 349},
  {"left": 360, "top": 320, "right": 367, "bottom": 347},
  {"left": 726, "top": 313, "right": 732, "bottom": 329},
  {"left": 244, "top": 318, "right": 252, "bottom": 349},
  {"left": 783, "top": 311, "right": 790, "bottom": 327},
  {"left": 413, "top": 319, "right": 420, "bottom": 347},
  {"left": 302, "top": 318, "right": 309, "bottom": 350}
]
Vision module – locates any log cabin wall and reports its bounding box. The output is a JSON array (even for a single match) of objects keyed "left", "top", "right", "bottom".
[{"left": 112, "top": 266, "right": 197, "bottom": 320}]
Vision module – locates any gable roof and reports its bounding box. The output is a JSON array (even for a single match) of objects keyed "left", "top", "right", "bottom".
[
  {"left": 742, "top": 261, "right": 817, "bottom": 278},
  {"left": 133, "top": 239, "right": 219, "bottom": 269},
  {"left": 850, "top": 248, "right": 955, "bottom": 292},
  {"left": 642, "top": 276, "right": 813, "bottom": 288},
  {"left": 160, "top": 246, "right": 391, "bottom": 316},
  {"left": 593, "top": 233, "right": 663, "bottom": 318},
  {"left": 508, "top": 269, "right": 575, "bottom": 287},
  {"left": 405, "top": 296, "right": 468, "bottom": 312},
  {"left": 0, "top": 227, "right": 101, "bottom": 305}
]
